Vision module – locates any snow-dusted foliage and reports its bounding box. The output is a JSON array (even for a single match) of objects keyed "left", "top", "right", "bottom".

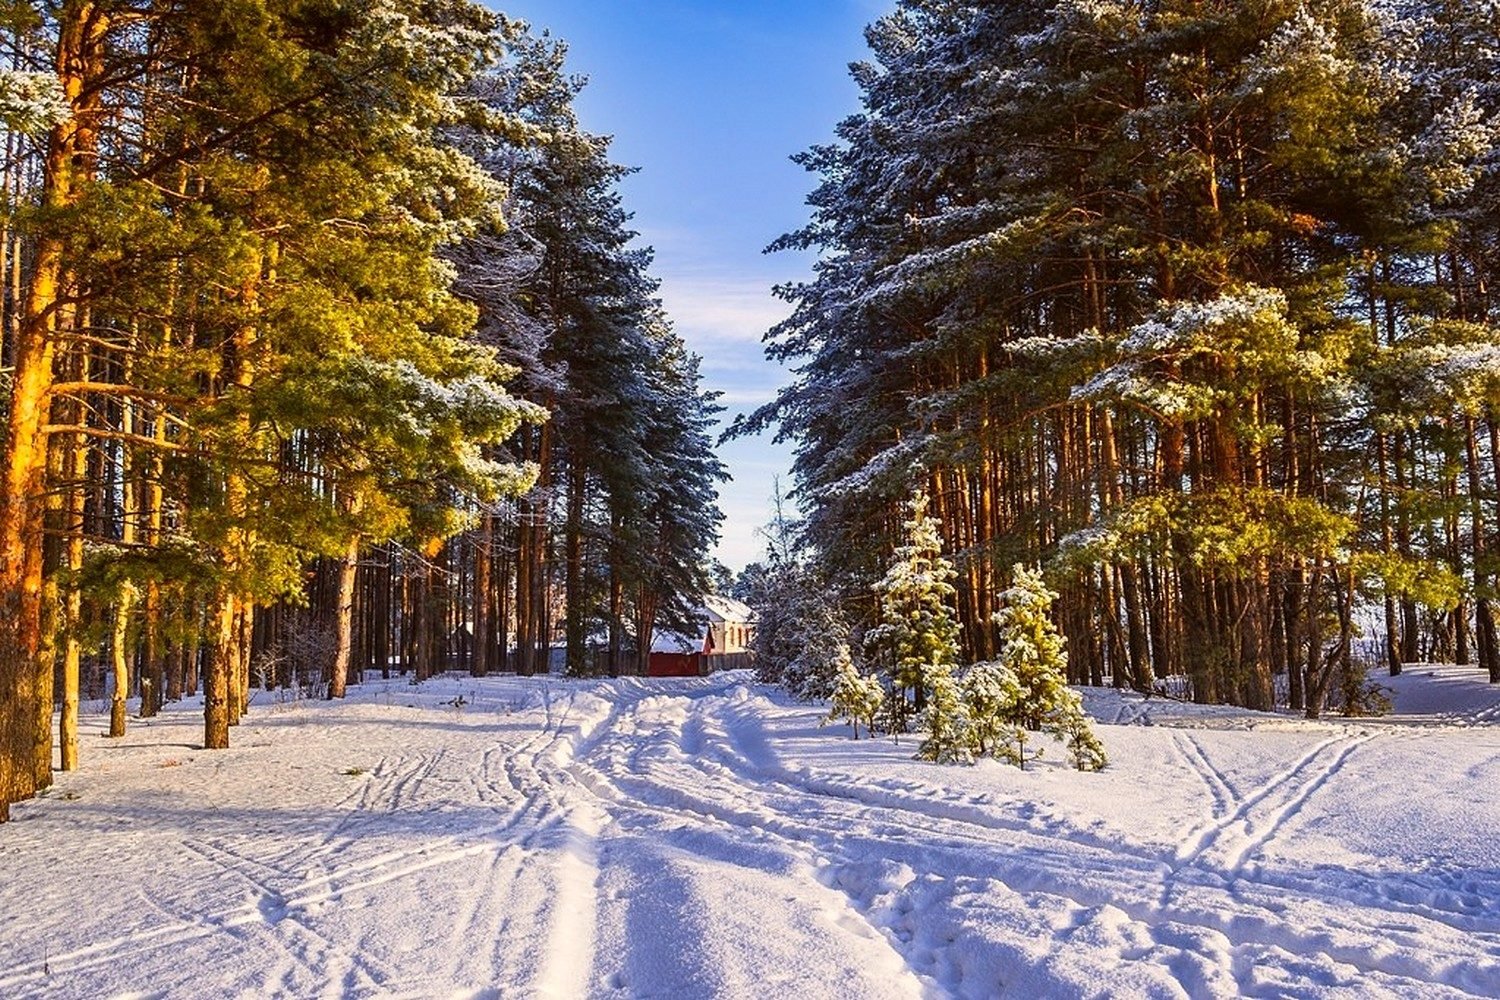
[
  {"left": 1365, "top": 320, "right": 1500, "bottom": 417},
  {"left": 986, "top": 566, "right": 1106, "bottom": 771},
  {"left": 1074, "top": 286, "right": 1321, "bottom": 421},
  {"left": 866, "top": 491, "right": 962, "bottom": 730},
  {"left": 825, "top": 648, "right": 886, "bottom": 739},
  {"left": 915, "top": 663, "right": 973, "bottom": 764},
  {"left": 734, "top": 0, "right": 1500, "bottom": 713},
  {"left": 751, "top": 562, "right": 855, "bottom": 701},
  {"left": 0, "top": 71, "right": 67, "bottom": 134},
  {"left": 959, "top": 659, "right": 1023, "bottom": 760},
  {"left": 746, "top": 499, "right": 856, "bottom": 701}
]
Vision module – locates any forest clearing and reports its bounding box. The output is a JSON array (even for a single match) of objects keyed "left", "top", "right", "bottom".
[{"left": 0, "top": 665, "right": 1496, "bottom": 999}]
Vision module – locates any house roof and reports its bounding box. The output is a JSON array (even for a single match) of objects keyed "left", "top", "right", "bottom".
[
  {"left": 651, "top": 630, "right": 700, "bottom": 654},
  {"left": 700, "top": 594, "right": 755, "bottom": 624}
]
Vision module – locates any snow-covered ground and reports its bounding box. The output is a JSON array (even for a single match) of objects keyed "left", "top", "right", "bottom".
[{"left": 2, "top": 665, "right": 1499, "bottom": 999}]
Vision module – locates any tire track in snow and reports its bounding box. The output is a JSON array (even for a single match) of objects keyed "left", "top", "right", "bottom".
[
  {"left": 485, "top": 682, "right": 637, "bottom": 997},
  {"left": 554, "top": 685, "right": 934, "bottom": 997},
  {"left": 664, "top": 692, "right": 1500, "bottom": 956},
  {"left": 571, "top": 688, "right": 1500, "bottom": 998},
  {"left": 528, "top": 803, "right": 605, "bottom": 999},
  {"left": 306, "top": 749, "right": 437, "bottom": 862},
  {"left": 0, "top": 839, "right": 375, "bottom": 996},
  {"left": 591, "top": 692, "right": 1183, "bottom": 996},
  {"left": 699, "top": 691, "right": 1167, "bottom": 871},
  {"left": 383, "top": 746, "right": 451, "bottom": 811},
  {"left": 819, "top": 797, "right": 1490, "bottom": 997},
  {"left": 9, "top": 675, "right": 1490, "bottom": 999}
]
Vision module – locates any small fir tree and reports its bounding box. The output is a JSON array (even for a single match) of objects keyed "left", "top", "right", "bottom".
[
  {"left": 1056, "top": 688, "right": 1108, "bottom": 772},
  {"left": 867, "top": 491, "right": 961, "bottom": 730},
  {"left": 825, "top": 646, "right": 885, "bottom": 739},
  {"left": 746, "top": 487, "right": 856, "bottom": 700},
  {"left": 992, "top": 565, "right": 1106, "bottom": 771},
  {"left": 915, "top": 663, "right": 973, "bottom": 764},
  {"left": 960, "top": 659, "right": 1023, "bottom": 759}
]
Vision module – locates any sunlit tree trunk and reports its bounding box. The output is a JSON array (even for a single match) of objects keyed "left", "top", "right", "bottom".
[
  {"left": 0, "top": 2, "right": 108, "bottom": 819},
  {"left": 329, "top": 510, "right": 361, "bottom": 699},
  {"left": 472, "top": 512, "right": 492, "bottom": 678},
  {"left": 108, "top": 385, "right": 138, "bottom": 738}
]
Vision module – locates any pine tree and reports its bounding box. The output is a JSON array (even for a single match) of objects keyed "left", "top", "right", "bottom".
[
  {"left": 915, "top": 662, "right": 972, "bottom": 764},
  {"left": 866, "top": 490, "right": 961, "bottom": 730},
  {"left": 1056, "top": 689, "right": 1109, "bottom": 773},
  {"left": 0, "top": 3, "right": 726, "bottom": 817},
  {"left": 746, "top": 483, "right": 847, "bottom": 698},
  {"left": 825, "top": 647, "right": 885, "bottom": 739},
  {"left": 734, "top": 0, "right": 1497, "bottom": 717},
  {"left": 991, "top": 565, "right": 1106, "bottom": 771},
  {"left": 959, "top": 659, "right": 1022, "bottom": 760}
]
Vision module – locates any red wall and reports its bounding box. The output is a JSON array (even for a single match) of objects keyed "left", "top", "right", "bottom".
[{"left": 648, "top": 653, "right": 702, "bottom": 677}]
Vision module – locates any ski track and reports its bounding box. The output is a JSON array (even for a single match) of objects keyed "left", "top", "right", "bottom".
[
  {"left": 3, "top": 674, "right": 1500, "bottom": 999},
  {"left": 1168, "top": 734, "right": 1369, "bottom": 875},
  {"left": 1174, "top": 731, "right": 1238, "bottom": 818},
  {"left": 581, "top": 688, "right": 1497, "bottom": 998}
]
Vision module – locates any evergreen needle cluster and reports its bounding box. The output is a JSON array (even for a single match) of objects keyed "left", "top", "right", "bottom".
[{"left": 821, "top": 494, "right": 1107, "bottom": 771}]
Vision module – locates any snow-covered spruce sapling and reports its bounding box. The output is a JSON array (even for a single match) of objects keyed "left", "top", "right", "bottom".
[
  {"left": 916, "top": 663, "right": 973, "bottom": 764},
  {"left": 959, "top": 659, "right": 1023, "bottom": 760},
  {"left": 824, "top": 647, "right": 885, "bottom": 739},
  {"left": 746, "top": 487, "right": 855, "bottom": 700},
  {"left": 991, "top": 565, "right": 1107, "bottom": 771},
  {"left": 1056, "top": 689, "right": 1108, "bottom": 772},
  {"left": 866, "top": 490, "right": 962, "bottom": 731}
]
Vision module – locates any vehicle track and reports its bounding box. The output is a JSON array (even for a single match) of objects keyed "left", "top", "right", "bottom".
[
  {"left": 6, "top": 675, "right": 1495, "bottom": 999},
  {"left": 562, "top": 686, "right": 1495, "bottom": 998}
]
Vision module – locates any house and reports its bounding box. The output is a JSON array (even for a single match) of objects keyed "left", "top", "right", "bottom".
[
  {"left": 646, "top": 595, "right": 757, "bottom": 677},
  {"left": 699, "top": 595, "right": 756, "bottom": 655}
]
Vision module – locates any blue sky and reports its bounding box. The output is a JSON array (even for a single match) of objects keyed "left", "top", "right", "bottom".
[{"left": 492, "top": 0, "right": 890, "bottom": 570}]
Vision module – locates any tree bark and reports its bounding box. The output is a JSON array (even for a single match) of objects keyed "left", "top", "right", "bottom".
[
  {"left": 204, "top": 591, "right": 235, "bottom": 749},
  {"left": 0, "top": 2, "right": 109, "bottom": 818},
  {"left": 329, "top": 532, "right": 360, "bottom": 699},
  {"left": 472, "top": 513, "right": 492, "bottom": 677}
]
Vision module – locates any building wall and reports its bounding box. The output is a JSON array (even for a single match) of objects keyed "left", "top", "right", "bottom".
[{"left": 708, "top": 621, "right": 756, "bottom": 655}]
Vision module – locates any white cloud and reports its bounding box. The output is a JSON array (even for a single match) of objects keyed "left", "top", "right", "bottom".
[
  {"left": 658, "top": 274, "right": 792, "bottom": 346},
  {"left": 712, "top": 387, "right": 780, "bottom": 407},
  {"left": 645, "top": 264, "right": 803, "bottom": 570}
]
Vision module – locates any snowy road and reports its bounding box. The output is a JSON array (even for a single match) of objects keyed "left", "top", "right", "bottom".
[{"left": 2, "top": 669, "right": 1499, "bottom": 998}]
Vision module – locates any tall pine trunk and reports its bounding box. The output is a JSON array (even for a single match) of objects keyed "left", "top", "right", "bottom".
[
  {"left": 0, "top": 3, "right": 108, "bottom": 818},
  {"left": 328, "top": 531, "right": 360, "bottom": 699},
  {"left": 472, "top": 513, "right": 492, "bottom": 677}
]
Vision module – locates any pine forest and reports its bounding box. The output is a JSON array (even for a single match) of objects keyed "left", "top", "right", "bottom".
[
  {"left": 4, "top": 3, "right": 1500, "bottom": 997},
  {"left": 0, "top": 2, "right": 725, "bottom": 821},
  {"left": 740, "top": 0, "right": 1500, "bottom": 719}
]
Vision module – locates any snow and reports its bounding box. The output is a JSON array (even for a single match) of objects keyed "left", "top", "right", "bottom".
[{"left": 2, "top": 665, "right": 1499, "bottom": 998}]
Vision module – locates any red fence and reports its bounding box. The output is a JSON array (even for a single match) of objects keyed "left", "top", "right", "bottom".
[
  {"left": 646, "top": 652, "right": 754, "bottom": 678},
  {"left": 647, "top": 653, "right": 701, "bottom": 677}
]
